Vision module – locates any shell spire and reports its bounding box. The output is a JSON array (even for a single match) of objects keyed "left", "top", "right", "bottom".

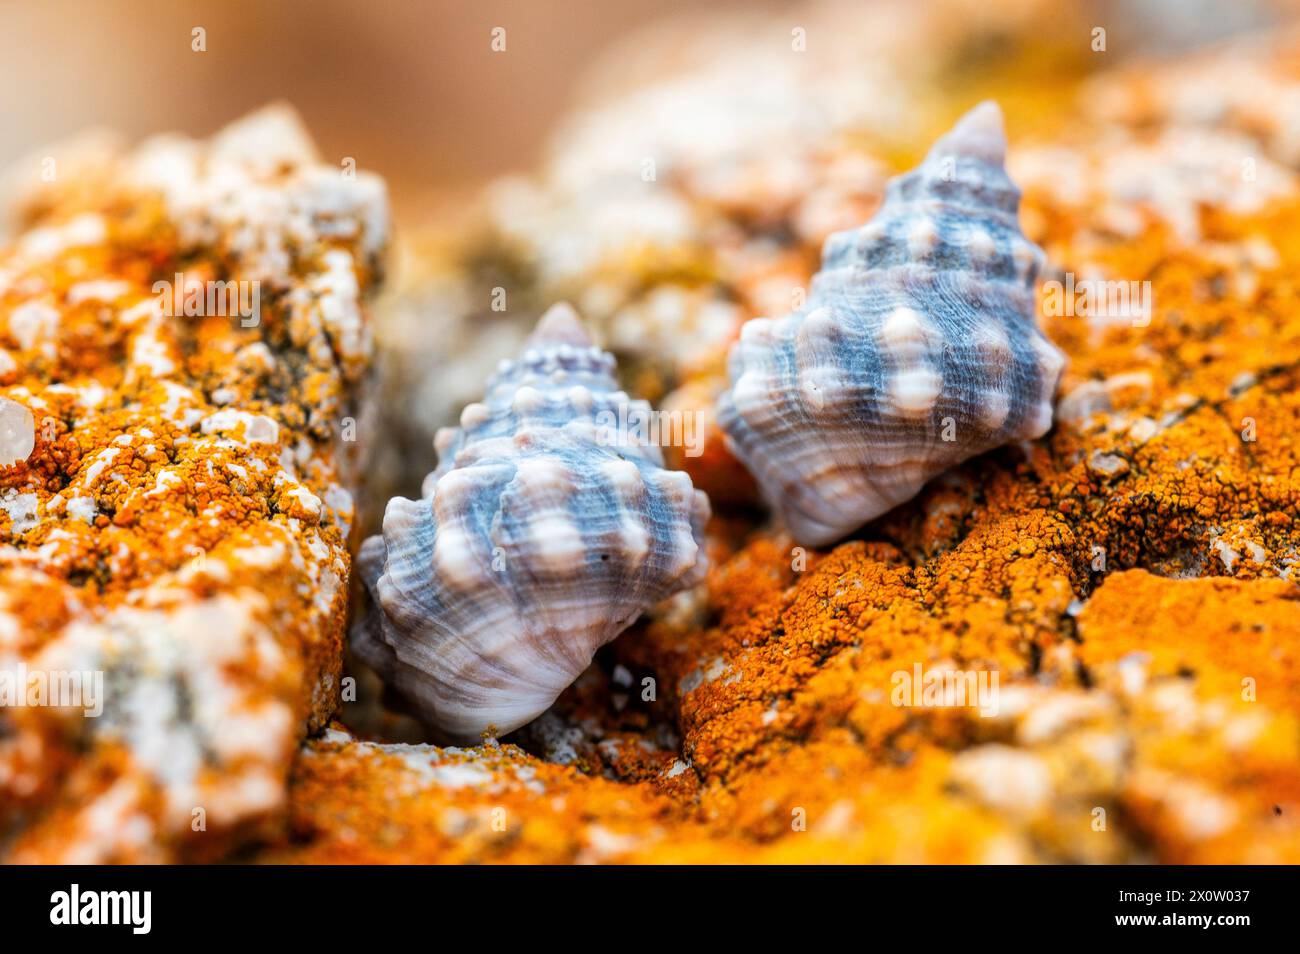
[
  {"left": 717, "top": 101, "right": 1066, "bottom": 547},
  {"left": 528, "top": 300, "right": 593, "bottom": 347},
  {"left": 938, "top": 98, "right": 1007, "bottom": 163},
  {"left": 354, "top": 304, "right": 711, "bottom": 742}
]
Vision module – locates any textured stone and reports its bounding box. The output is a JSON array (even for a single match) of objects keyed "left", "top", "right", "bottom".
[{"left": 0, "top": 105, "right": 389, "bottom": 862}]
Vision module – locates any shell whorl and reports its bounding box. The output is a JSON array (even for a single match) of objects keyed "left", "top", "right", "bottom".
[
  {"left": 717, "top": 101, "right": 1066, "bottom": 547},
  {"left": 354, "top": 303, "right": 711, "bottom": 742}
]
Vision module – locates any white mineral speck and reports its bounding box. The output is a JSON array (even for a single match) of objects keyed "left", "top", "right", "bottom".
[
  {"left": 663, "top": 759, "right": 690, "bottom": 779},
  {"left": 286, "top": 485, "right": 322, "bottom": 517},
  {"left": 0, "top": 489, "right": 40, "bottom": 533},
  {"left": 67, "top": 496, "right": 98, "bottom": 524},
  {"left": 7, "top": 301, "right": 59, "bottom": 350},
  {"left": 950, "top": 744, "right": 1052, "bottom": 815},
  {"left": 1212, "top": 538, "right": 1240, "bottom": 572}
]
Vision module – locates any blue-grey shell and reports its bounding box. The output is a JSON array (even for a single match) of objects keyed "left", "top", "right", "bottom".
[
  {"left": 716, "top": 101, "right": 1066, "bottom": 546},
  {"left": 354, "top": 304, "right": 710, "bottom": 742}
]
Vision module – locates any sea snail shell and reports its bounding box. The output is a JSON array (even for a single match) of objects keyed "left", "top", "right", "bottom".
[
  {"left": 717, "top": 101, "right": 1066, "bottom": 546},
  {"left": 353, "top": 303, "right": 711, "bottom": 742}
]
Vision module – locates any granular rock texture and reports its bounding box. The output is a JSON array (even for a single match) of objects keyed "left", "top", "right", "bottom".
[
  {"left": 0, "top": 105, "right": 388, "bottom": 862},
  {"left": 271, "top": 7, "right": 1300, "bottom": 864}
]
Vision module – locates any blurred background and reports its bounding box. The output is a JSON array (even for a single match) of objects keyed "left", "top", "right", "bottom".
[
  {"left": 0, "top": 0, "right": 798, "bottom": 226},
  {"left": 5, "top": 0, "right": 1284, "bottom": 227},
  {"left": 2, "top": 0, "right": 1284, "bottom": 228}
]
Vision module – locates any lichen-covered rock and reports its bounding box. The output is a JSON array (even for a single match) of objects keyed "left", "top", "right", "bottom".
[
  {"left": 0, "top": 105, "right": 388, "bottom": 862},
  {"left": 261, "top": 725, "right": 706, "bottom": 864}
]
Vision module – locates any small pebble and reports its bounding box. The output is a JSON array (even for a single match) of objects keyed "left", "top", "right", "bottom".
[{"left": 0, "top": 397, "right": 35, "bottom": 467}]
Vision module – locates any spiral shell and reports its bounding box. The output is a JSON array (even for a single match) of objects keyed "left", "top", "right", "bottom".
[
  {"left": 717, "top": 101, "right": 1066, "bottom": 546},
  {"left": 354, "top": 304, "right": 711, "bottom": 742}
]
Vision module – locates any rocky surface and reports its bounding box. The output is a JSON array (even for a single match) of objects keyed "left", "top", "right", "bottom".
[{"left": 0, "top": 106, "right": 388, "bottom": 862}]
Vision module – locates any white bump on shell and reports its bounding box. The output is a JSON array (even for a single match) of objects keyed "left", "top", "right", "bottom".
[
  {"left": 879, "top": 306, "right": 931, "bottom": 347},
  {"left": 907, "top": 218, "right": 940, "bottom": 255},
  {"left": 433, "top": 528, "right": 484, "bottom": 591},
  {"left": 967, "top": 227, "right": 996, "bottom": 261},
  {"left": 528, "top": 515, "right": 585, "bottom": 573},
  {"left": 890, "top": 368, "right": 943, "bottom": 417},
  {"left": 980, "top": 390, "right": 1011, "bottom": 430},
  {"left": 511, "top": 386, "right": 546, "bottom": 414},
  {"left": 460, "top": 402, "right": 490, "bottom": 429}
]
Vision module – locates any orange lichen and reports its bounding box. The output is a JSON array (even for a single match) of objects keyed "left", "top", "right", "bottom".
[
  {"left": 0, "top": 107, "right": 388, "bottom": 862},
  {"left": 264, "top": 726, "right": 695, "bottom": 864}
]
